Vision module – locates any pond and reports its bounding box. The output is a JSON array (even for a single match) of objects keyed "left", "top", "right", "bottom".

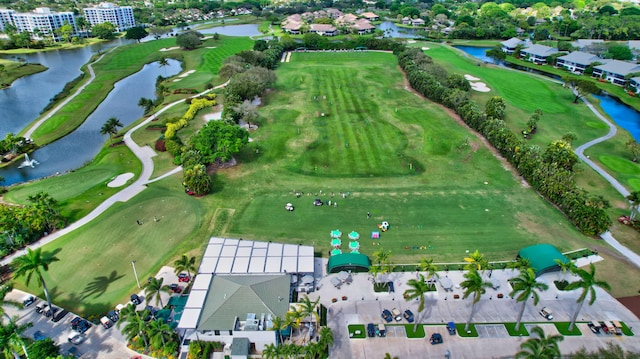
[
  {"left": 0, "top": 59, "right": 182, "bottom": 186},
  {"left": 594, "top": 95, "right": 640, "bottom": 141},
  {"left": 376, "top": 21, "right": 420, "bottom": 39},
  {"left": 453, "top": 46, "right": 497, "bottom": 64},
  {"left": 197, "top": 24, "right": 261, "bottom": 37}
]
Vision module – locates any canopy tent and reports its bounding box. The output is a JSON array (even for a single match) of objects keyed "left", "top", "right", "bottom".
[
  {"left": 330, "top": 229, "right": 342, "bottom": 238},
  {"left": 349, "top": 241, "right": 360, "bottom": 251},
  {"left": 348, "top": 231, "right": 360, "bottom": 240},
  {"left": 331, "top": 249, "right": 342, "bottom": 256},
  {"left": 327, "top": 253, "right": 371, "bottom": 274},
  {"left": 517, "top": 244, "right": 569, "bottom": 277},
  {"left": 331, "top": 238, "right": 342, "bottom": 248}
]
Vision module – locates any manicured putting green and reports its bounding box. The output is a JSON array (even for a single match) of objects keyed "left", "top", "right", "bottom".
[{"left": 348, "top": 324, "right": 367, "bottom": 339}]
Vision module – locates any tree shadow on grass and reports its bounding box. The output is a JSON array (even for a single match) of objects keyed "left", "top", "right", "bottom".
[{"left": 80, "top": 270, "right": 125, "bottom": 301}]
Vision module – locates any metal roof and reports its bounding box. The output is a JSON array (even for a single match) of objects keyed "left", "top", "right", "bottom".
[
  {"left": 521, "top": 44, "right": 558, "bottom": 57},
  {"left": 594, "top": 60, "right": 640, "bottom": 76},
  {"left": 557, "top": 51, "right": 601, "bottom": 65},
  {"left": 517, "top": 244, "right": 568, "bottom": 277}
]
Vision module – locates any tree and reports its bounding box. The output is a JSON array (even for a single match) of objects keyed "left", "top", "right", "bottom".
[
  {"left": 91, "top": 22, "right": 116, "bottom": 39},
  {"left": 125, "top": 26, "right": 148, "bottom": 43},
  {"left": 565, "top": 263, "right": 611, "bottom": 331},
  {"left": 11, "top": 248, "right": 59, "bottom": 320},
  {"left": 626, "top": 191, "right": 640, "bottom": 220},
  {"left": 509, "top": 268, "right": 549, "bottom": 331},
  {"left": 158, "top": 57, "right": 169, "bottom": 76},
  {"left": 270, "top": 315, "right": 286, "bottom": 344},
  {"left": 144, "top": 277, "right": 170, "bottom": 307},
  {"left": 27, "top": 192, "right": 61, "bottom": 234},
  {"left": 464, "top": 249, "right": 488, "bottom": 271},
  {"left": 231, "top": 100, "right": 260, "bottom": 128},
  {"left": 515, "top": 326, "right": 563, "bottom": 359},
  {"left": 486, "top": 46, "right": 506, "bottom": 63},
  {"left": 626, "top": 139, "right": 640, "bottom": 162},
  {"left": 485, "top": 96, "right": 506, "bottom": 121},
  {"left": 418, "top": 257, "right": 439, "bottom": 285},
  {"left": 605, "top": 46, "right": 633, "bottom": 60},
  {"left": 191, "top": 120, "right": 249, "bottom": 164},
  {"left": 460, "top": 268, "right": 492, "bottom": 332},
  {"left": 147, "top": 319, "right": 175, "bottom": 349},
  {"left": 176, "top": 31, "right": 202, "bottom": 50},
  {"left": 174, "top": 254, "right": 196, "bottom": 278},
  {"left": 318, "top": 326, "right": 334, "bottom": 352},
  {"left": 100, "top": 117, "right": 123, "bottom": 140},
  {"left": 55, "top": 22, "right": 73, "bottom": 42},
  {"left": 571, "top": 342, "right": 640, "bottom": 359},
  {"left": 183, "top": 164, "right": 212, "bottom": 195},
  {"left": 0, "top": 283, "right": 22, "bottom": 321},
  {"left": 27, "top": 337, "right": 59, "bottom": 358},
  {"left": 563, "top": 76, "right": 600, "bottom": 103},
  {"left": 262, "top": 343, "right": 279, "bottom": 359},
  {"left": 118, "top": 303, "right": 150, "bottom": 350},
  {"left": 403, "top": 274, "right": 430, "bottom": 331},
  {"left": 298, "top": 295, "right": 320, "bottom": 331},
  {"left": 0, "top": 316, "right": 32, "bottom": 359}
]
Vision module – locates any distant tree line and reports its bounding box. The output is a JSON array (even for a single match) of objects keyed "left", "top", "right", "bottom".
[{"left": 397, "top": 47, "right": 611, "bottom": 236}]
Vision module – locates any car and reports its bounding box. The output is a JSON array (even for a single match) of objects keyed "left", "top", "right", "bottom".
[
  {"left": 391, "top": 308, "right": 403, "bottom": 321},
  {"left": 381, "top": 309, "right": 393, "bottom": 323},
  {"left": 72, "top": 319, "right": 92, "bottom": 334},
  {"left": 387, "top": 281, "right": 395, "bottom": 293},
  {"left": 66, "top": 346, "right": 80, "bottom": 358},
  {"left": 178, "top": 273, "right": 191, "bottom": 282},
  {"left": 100, "top": 316, "right": 114, "bottom": 329},
  {"left": 107, "top": 310, "right": 119, "bottom": 323},
  {"left": 169, "top": 284, "right": 182, "bottom": 293},
  {"left": 130, "top": 294, "right": 142, "bottom": 305},
  {"left": 35, "top": 302, "right": 48, "bottom": 314},
  {"left": 22, "top": 295, "right": 36, "bottom": 307},
  {"left": 52, "top": 309, "right": 69, "bottom": 323},
  {"left": 144, "top": 306, "right": 158, "bottom": 322},
  {"left": 539, "top": 307, "right": 553, "bottom": 320},
  {"left": 366, "top": 323, "right": 376, "bottom": 338},
  {"left": 588, "top": 321, "right": 600, "bottom": 334},
  {"left": 377, "top": 324, "right": 386, "bottom": 337},
  {"left": 70, "top": 316, "right": 82, "bottom": 326},
  {"left": 44, "top": 306, "right": 58, "bottom": 318},
  {"left": 429, "top": 333, "right": 443, "bottom": 345},
  {"left": 599, "top": 321, "right": 610, "bottom": 334},
  {"left": 68, "top": 332, "right": 85, "bottom": 345},
  {"left": 403, "top": 309, "right": 415, "bottom": 323},
  {"left": 33, "top": 330, "right": 47, "bottom": 341},
  {"left": 447, "top": 322, "right": 457, "bottom": 335}
]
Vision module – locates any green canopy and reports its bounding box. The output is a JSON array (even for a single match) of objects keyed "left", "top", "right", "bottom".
[
  {"left": 327, "top": 253, "right": 371, "bottom": 273},
  {"left": 517, "top": 244, "right": 569, "bottom": 277},
  {"left": 168, "top": 295, "right": 188, "bottom": 308}
]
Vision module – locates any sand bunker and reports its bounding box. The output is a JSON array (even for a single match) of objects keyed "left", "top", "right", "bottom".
[
  {"left": 160, "top": 46, "right": 179, "bottom": 52},
  {"left": 407, "top": 40, "right": 417, "bottom": 44},
  {"left": 203, "top": 111, "right": 222, "bottom": 122},
  {"left": 421, "top": 47, "right": 430, "bottom": 50},
  {"left": 206, "top": 46, "right": 217, "bottom": 49},
  {"left": 179, "top": 70, "right": 195, "bottom": 78},
  {"left": 172, "top": 79, "right": 181, "bottom": 82},
  {"left": 107, "top": 173, "right": 134, "bottom": 188},
  {"left": 464, "top": 74, "right": 480, "bottom": 81},
  {"left": 470, "top": 82, "right": 491, "bottom": 92}
]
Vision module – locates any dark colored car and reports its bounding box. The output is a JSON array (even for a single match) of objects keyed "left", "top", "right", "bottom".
[
  {"left": 23, "top": 295, "right": 36, "bottom": 307},
  {"left": 169, "top": 284, "right": 182, "bottom": 293},
  {"left": 66, "top": 346, "right": 80, "bottom": 358},
  {"left": 588, "top": 321, "right": 600, "bottom": 334},
  {"left": 403, "top": 310, "right": 415, "bottom": 323},
  {"left": 178, "top": 273, "right": 191, "bottom": 282},
  {"left": 367, "top": 323, "right": 376, "bottom": 337},
  {"left": 381, "top": 309, "right": 393, "bottom": 323},
  {"left": 430, "top": 333, "right": 443, "bottom": 345},
  {"left": 72, "top": 319, "right": 92, "bottom": 334},
  {"left": 52, "top": 309, "right": 69, "bottom": 323},
  {"left": 44, "top": 306, "right": 58, "bottom": 318},
  {"left": 107, "top": 310, "right": 119, "bottom": 323},
  {"left": 447, "top": 322, "right": 457, "bottom": 335},
  {"left": 387, "top": 281, "right": 395, "bottom": 293},
  {"left": 130, "top": 294, "right": 142, "bottom": 305},
  {"left": 33, "top": 330, "right": 47, "bottom": 341}
]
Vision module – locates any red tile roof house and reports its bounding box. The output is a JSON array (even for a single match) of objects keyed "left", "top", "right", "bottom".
[
  {"left": 556, "top": 51, "right": 602, "bottom": 74},
  {"left": 353, "top": 19, "right": 375, "bottom": 34},
  {"left": 520, "top": 44, "right": 559, "bottom": 64},
  {"left": 309, "top": 23, "right": 338, "bottom": 36},
  {"left": 361, "top": 12, "right": 379, "bottom": 21},
  {"left": 592, "top": 60, "right": 640, "bottom": 86}
]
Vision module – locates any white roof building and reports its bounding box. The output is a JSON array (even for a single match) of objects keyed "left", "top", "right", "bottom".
[
  {"left": 83, "top": 2, "right": 135, "bottom": 32},
  {"left": 2, "top": 7, "right": 77, "bottom": 41}
]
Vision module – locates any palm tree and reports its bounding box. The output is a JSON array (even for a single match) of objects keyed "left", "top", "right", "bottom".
[
  {"left": 460, "top": 268, "right": 492, "bottom": 332},
  {"left": 509, "top": 257, "right": 532, "bottom": 272},
  {"left": 271, "top": 315, "right": 286, "bottom": 344},
  {"left": 11, "top": 248, "right": 59, "bottom": 318},
  {"left": 100, "top": 117, "right": 123, "bottom": 140},
  {"left": 158, "top": 57, "right": 169, "bottom": 76},
  {"left": 418, "top": 257, "right": 439, "bottom": 287},
  {"left": 262, "top": 343, "right": 279, "bottom": 359},
  {"left": 565, "top": 263, "right": 611, "bottom": 331},
  {"left": 147, "top": 318, "right": 174, "bottom": 349},
  {"left": 372, "top": 248, "right": 392, "bottom": 283},
  {"left": 286, "top": 307, "right": 304, "bottom": 343},
  {"left": 0, "top": 316, "right": 32, "bottom": 359},
  {"left": 0, "top": 283, "right": 21, "bottom": 321},
  {"left": 515, "top": 326, "right": 563, "bottom": 359},
  {"left": 555, "top": 259, "right": 577, "bottom": 281},
  {"left": 464, "top": 249, "right": 488, "bottom": 271},
  {"left": 298, "top": 295, "right": 320, "bottom": 332},
  {"left": 173, "top": 254, "right": 196, "bottom": 278},
  {"left": 403, "top": 274, "right": 430, "bottom": 331},
  {"left": 626, "top": 191, "right": 640, "bottom": 219},
  {"left": 144, "top": 277, "right": 170, "bottom": 307},
  {"left": 318, "top": 326, "right": 334, "bottom": 353},
  {"left": 509, "top": 268, "right": 549, "bottom": 331},
  {"left": 383, "top": 353, "right": 399, "bottom": 359},
  {"left": 118, "top": 303, "right": 150, "bottom": 350}
]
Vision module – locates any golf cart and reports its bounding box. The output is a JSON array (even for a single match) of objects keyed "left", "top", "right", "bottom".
[{"left": 539, "top": 307, "right": 553, "bottom": 320}]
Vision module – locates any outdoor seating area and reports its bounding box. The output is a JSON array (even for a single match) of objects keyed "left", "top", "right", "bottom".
[{"left": 330, "top": 271, "right": 353, "bottom": 289}]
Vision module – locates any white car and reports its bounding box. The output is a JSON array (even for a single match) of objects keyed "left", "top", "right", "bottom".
[{"left": 68, "top": 332, "right": 85, "bottom": 345}]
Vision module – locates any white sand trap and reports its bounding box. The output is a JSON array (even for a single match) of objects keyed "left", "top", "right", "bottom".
[
  {"left": 248, "top": 137, "right": 254, "bottom": 142},
  {"left": 107, "top": 173, "right": 134, "bottom": 188},
  {"left": 464, "top": 74, "right": 480, "bottom": 81},
  {"left": 203, "top": 36, "right": 213, "bottom": 40},
  {"left": 172, "top": 78, "right": 182, "bottom": 82},
  {"left": 421, "top": 47, "right": 430, "bottom": 50},
  {"left": 203, "top": 111, "right": 222, "bottom": 122},
  {"left": 179, "top": 70, "right": 195, "bottom": 78},
  {"left": 160, "top": 46, "right": 179, "bottom": 52},
  {"left": 206, "top": 46, "right": 217, "bottom": 49},
  {"left": 470, "top": 82, "right": 491, "bottom": 92},
  {"left": 407, "top": 40, "right": 417, "bottom": 44}
]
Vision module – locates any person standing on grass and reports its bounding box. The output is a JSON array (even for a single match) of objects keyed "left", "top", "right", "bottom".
[{"left": 367, "top": 212, "right": 371, "bottom": 219}]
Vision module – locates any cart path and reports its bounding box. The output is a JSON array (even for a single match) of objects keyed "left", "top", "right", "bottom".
[{"left": 1, "top": 80, "right": 229, "bottom": 266}]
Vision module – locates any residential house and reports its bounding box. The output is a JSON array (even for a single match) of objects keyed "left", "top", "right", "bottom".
[
  {"left": 281, "top": 14, "right": 302, "bottom": 34},
  {"left": 353, "top": 19, "right": 375, "bottom": 34},
  {"left": 520, "top": 44, "right": 558, "bottom": 64},
  {"left": 177, "top": 238, "right": 316, "bottom": 356},
  {"left": 411, "top": 18, "right": 426, "bottom": 27},
  {"left": 361, "top": 12, "right": 379, "bottom": 21},
  {"left": 571, "top": 39, "right": 604, "bottom": 51},
  {"left": 593, "top": 60, "right": 640, "bottom": 86},
  {"left": 310, "top": 23, "right": 338, "bottom": 36},
  {"left": 629, "top": 77, "right": 640, "bottom": 94},
  {"left": 501, "top": 37, "right": 525, "bottom": 54},
  {"left": 336, "top": 13, "right": 358, "bottom": 26},
  {"left": 401, "top": 17, "right": 411, "bottom": 25},
  {"left": 556, "top": 51, "right": 602, "bottom": 74}
]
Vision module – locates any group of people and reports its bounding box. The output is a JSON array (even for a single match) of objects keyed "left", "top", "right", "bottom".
[{"left": 293, "top": 189, "right": 350, "bottom": 199}]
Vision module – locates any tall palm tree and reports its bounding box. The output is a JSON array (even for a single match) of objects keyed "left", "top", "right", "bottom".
[
  {"left": 509, "top": 268, "right": 549, "bottom": 330},
  {"left": 100, "top": 117, "right": 123, "bottom": 140},
  {"left": 403, "top": 274, "right": 430, "bottom": 331},
  {"left": 298, "top": 295, "right": 320, "bottom": 332},
  {"left": 158, "top": 57, "right": 169, "bottom": 76},
  {"left": 118, "top": 303, "right": 150, "bottom": 350},
  {"left": 286, "top": 307, "right": 304, "bottom": 343},
  {"left": 262, "top": 343, "right": 279, "bottom": 359},
  {"left": 144, "top": 277, "right": 170, "bottom": 308},
  {"left": 460, "top": 268, "right": 492, "bottom": 332},
  {"left": 318, "top": 326, "right": 334, "bottom": 354},
  {"left": 515, "top": 326, "right": 563, "bottom": 359},
  {"left": 565, "top": 263, "right": 611, "bottom": 331},
  {"left": 173, "top": 254, "right": 196, "bottom": 278},
  {"left": 0, "top": 316, "right": 32, "bottom": 359},
  {"left": 464, "top": 249, "right": 488, "bottom": 271},
  {"left": 509, "top": 257, "right": 532, "bottom": 272},
  {"left": 147, "top": 318, "right": 174, "bottom": 349},
  {"left": 418, "top": 257, "right": 439, "bottom": 287},
  {"left": 372, "top": 248, "right": 392, "bottom": 283},
  {"left": 11, "top": 248, "right": 59, "bottom": 317},
  {"left": 555, "top": 259, "right": 576, "bottom": 279},
  {"left": 0, "top": 283, "right": 21, "bottom": 321},
  {"left": 383, "top": 353, "right": 399, "bottom": 359},
  {"left": 271, "top": 315, "right": 287, "bottom": 344},
  {"left": 626, "top": 191, "right": 640, "bottom": 220}
]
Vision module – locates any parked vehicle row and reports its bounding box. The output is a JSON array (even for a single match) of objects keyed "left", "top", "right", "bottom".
[
  {"left": 381, "top": 308, "right": 414, "bottom": 323},
  {"left": 588, "top": 320, "right": 625, "bottom": 335}
]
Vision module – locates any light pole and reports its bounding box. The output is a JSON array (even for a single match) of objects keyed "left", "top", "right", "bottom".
[{"left": 132, "top": 260, "right": 141, "bottom": 289}]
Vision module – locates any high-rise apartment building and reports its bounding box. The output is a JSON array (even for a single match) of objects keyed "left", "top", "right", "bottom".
[
  {"left": 1, "top": 7, "right": 77, "bottom": 41},
  {"left": 83, "top": 3, "right": 135, "bottom": 32}
]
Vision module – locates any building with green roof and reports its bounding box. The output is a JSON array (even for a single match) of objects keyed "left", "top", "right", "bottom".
[{"left": 517, "top": 244, "right": 569, "bottom": 277}]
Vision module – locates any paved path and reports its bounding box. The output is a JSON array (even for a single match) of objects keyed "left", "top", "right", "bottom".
[
  {"left": 0, "top": 81, "right": 229, "bottom": 266},
  {"left": 23, "top": 48, "right": 115, "bottom": 139}
]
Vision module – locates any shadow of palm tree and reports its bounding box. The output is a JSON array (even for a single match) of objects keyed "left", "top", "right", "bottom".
[{"left": 81, "top": 270, "right": 125, "bottom": 300}]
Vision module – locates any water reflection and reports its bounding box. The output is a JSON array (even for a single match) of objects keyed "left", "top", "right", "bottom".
[{"left": 1, "top": 59, "right": 181, "bottom": 185}]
